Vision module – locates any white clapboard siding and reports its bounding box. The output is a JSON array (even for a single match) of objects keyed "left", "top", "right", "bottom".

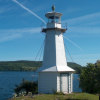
[{"left": 38, "top": 72, "right": 57, "bottom": 93}]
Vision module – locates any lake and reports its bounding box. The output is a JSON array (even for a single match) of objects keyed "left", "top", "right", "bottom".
[{"left": 0, "top": 72, "right": 81, "bottom": 100}]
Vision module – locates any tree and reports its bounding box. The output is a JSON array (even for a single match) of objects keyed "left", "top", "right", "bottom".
[{"left": 79, "top": 61, "right": 100, "bottom": 94}]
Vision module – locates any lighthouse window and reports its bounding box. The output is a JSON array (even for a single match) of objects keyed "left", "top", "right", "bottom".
[
  {"left": 55, "top": 18, "right": 61, "bottom": 23},
  {"left": 48, "top": 17, "right": 61, "bottom": 23}
]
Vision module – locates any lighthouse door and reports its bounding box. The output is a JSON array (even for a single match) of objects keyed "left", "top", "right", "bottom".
[{"left": 60, "top": 73, "right": 68, "bottom": 93}]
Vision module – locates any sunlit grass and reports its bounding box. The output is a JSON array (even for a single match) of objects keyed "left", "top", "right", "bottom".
[{"left": 10, "top": 93, "right": 99, "bottom": 100}]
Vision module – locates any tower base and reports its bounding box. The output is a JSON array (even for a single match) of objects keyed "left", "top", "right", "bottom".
[{"left": 38, "top": 72, "right": 73, "bottom": 94}]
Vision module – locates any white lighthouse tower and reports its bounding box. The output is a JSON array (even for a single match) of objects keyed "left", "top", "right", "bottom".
[{"left": 38, "top": 6, "right": 75, "bottom": 94}]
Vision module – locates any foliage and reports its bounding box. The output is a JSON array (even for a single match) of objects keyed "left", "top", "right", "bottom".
[
  {"left": 14, "top": 79, "right": 38, "bottom": 96},
  {"left": 79, "top": 60, "right": 100, "bottom": 94},
  {"left": 0, "top": 60, "right": 82, "bottom": 73},
  {"left": 10, "top": 93, "right": 99, "bottom": 100}
]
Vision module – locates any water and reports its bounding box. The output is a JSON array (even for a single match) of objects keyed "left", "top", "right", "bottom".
[
  {"left": 73, "top": 74, "right": 82, "bottom": 92},
  {"left": 0, "top": 72, "right": 81, "bottom": 100}
]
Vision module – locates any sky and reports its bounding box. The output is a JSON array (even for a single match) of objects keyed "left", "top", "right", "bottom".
[{"left": 0, "top": 0, "right": 100, "bottom": 66}]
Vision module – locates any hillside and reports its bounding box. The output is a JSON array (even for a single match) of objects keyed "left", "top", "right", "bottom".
[
  {"left": 0, "top": 61, "right": 82, "bottom": 73},
  {"left": 67, "top": 62, "right": 82, "bottom": 74}
]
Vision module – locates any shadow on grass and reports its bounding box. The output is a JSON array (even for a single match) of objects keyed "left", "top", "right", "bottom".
[{"left": 66, "top": 99, "right": 88, "bottom": 100}]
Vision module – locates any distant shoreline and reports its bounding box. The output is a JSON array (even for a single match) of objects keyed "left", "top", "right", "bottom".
[{"left": 0, "top": 60, "right": 82, "bottom": 74}]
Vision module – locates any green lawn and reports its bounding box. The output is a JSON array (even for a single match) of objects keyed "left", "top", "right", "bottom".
[{"left": 10, "top": 93, "right": 99, "bottom": 100}]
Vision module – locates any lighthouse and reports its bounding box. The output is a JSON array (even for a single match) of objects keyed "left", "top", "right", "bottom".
[{"left": 38, "top": 6, "right": 75, "bottom": 94}]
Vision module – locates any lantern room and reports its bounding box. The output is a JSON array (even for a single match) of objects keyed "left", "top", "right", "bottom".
[{"left": 45, "top": 5, "right": 62, "bottom": 28}]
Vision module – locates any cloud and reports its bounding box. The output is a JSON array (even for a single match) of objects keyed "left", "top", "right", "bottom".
[
  {"left": 0, "top": 56, "right": 34, "bottom": 61},
  {"left": 62, "top": 7, "right": 81, "bottom": 15},
  {"left": 63, "top": 12, "right": 100, "bottom": 25},
  {"left": 0, "top": 27, "right": 41, "bottom": 43},
  {"left": 0, "top": 34, "right": 21, "bottom": 42},
  {"left": 67, "top": 26, "right": 100, "bottom": 35},
  {"left": 0, "top": 6, "right": 11, "bottom": 14},
  {"left": 12, "top": 0, "right": 46, "bottom": 24},
  {"left": 63, "top": 36, "right": 83, "bottom": 51},
  {"left": 0, "top": 8, "right": 6, "bottom": 14},
  {"left": 67, "top": 53, "right": 100, "bottom": 66},
  {"left": 62, "top": 12, "right": 100, "bottom": 38},
  {"left": 62, "top": 13, "right": 100, "bottom": 37}
]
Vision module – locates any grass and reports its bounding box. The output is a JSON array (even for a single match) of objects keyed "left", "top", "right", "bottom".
[{"left": 10, "top": 93, "right": 99, "bottom": 100}]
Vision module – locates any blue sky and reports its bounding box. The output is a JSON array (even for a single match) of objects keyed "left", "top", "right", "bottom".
[{"left": 0, "top": 0, "right": 100, "bottom": 66}]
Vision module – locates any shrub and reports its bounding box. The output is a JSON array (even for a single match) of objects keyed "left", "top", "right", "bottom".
[{"left": 14, "top": 79, "right": 38, "bottom": 96}]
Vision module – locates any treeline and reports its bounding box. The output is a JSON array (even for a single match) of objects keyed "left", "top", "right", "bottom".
[
  {"left": 0, "top": 61, "right": 41, "bottom": 71},
  {"left": 0, "top": 60, "right": 82, "bottom": 73}
]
